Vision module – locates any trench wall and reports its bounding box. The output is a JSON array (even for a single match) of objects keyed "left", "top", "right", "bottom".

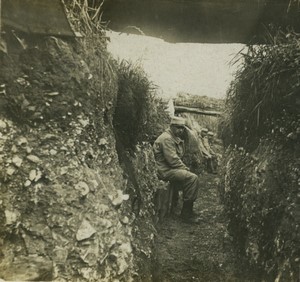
[
  {"left": 222, "top": 34, "right": 300, "bottom": 281},
  {"left": 0, "top": 31, "right": 162, "bottom": 281}
]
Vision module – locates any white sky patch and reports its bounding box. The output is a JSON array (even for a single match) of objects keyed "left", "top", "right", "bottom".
[{"left": 107, "top": 31, "right": 245, "bottom": 99}]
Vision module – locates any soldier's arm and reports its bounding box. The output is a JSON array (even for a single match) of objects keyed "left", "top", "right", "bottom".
[{"left": 162, "top": 138, "right": 189, "bottom": 170}]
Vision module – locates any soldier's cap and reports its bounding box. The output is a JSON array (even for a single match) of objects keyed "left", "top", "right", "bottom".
[
  {"left": 201, "top": 128, "right": 208, "bottom": 133},
  {"left": 208, "top": 131, "right": 214, "bottom": 136},
  {"left": 170, "top": 116, "right": 186, "bottom": 127}
]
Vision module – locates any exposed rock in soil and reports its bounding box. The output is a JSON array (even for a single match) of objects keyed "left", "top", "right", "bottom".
[{"left": 0, "top": 30, "right": 162, "bottom": 281}]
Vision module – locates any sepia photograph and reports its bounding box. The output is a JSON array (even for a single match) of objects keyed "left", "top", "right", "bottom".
[{"left": 0, "top": 0, "right": 299, "bottom": 281}]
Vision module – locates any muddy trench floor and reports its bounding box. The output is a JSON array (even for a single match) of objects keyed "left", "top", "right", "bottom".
[{"left": 153, "top": 172, "right": 260, "bottom": 282}]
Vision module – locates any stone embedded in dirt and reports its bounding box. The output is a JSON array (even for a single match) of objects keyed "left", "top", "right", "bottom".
[
  {"left": 24, "top": 180, "right": 31, "bottom": 187},
  {"left": 96, "top": 203, "right": 110, "bottom": 215},
  {"left": 78, "top": 116, "right": 89, "bottom": 127},
  {"left": 29, "top": 169, "right": 37, "bottom": 181},
  {"left": 0, "top": 120, "right": 7, "bottom": 130},
  {"left": 79, "top": 242, "right": 99, "bottom": 266},
  {"left": 79, "top": 267, "right": 96, "bottom": 280},
  {"left": 287, "top": 132, "right": 297, "bottom": 140},
  {"left": 66, "top": 139, "right": 75, "bottom": 147},
  {"left": 110, "top": 190, "right": 130, "bottom": 207},
  {"left": 99, "top": 218, "right": 112, "bottom": 228},
  {"left": 21, "top": 98, "right": 30, "bottom": 109},
  {"left": 12, "top": 155, "right": 23, "bottom": 167},
  {"left": 105, "top": 157, "right": 112, "bottom": 165},
  {"left": 34, "top": 170, "right": 42, "bottom": 182},
  {"left": 117, "top": 256, "right": 129, "bottom": 275},
  {"left": 26, "top": 223, "right": 52, "bottom": 239},
  {"left": 88, "top": 179, "right": 98, "bottom": 192},
  {"left": 60, "top": 146, "right": 68, "bottom": 151},
  {"left": 43, "top": 134, "right": 59, "bottom": 141},
  {"left": 47, "top": 91, "right": 59, "bottom": 96},
  {"left": 15, "top": 77, "right": 25, "bottom": 85},
  {"left": 76, "top": 219, "right": 96, "bottom": 241},
  {"left": 53, "top": 246, "right": 68, "bottom": 264},
  {"left": 6, "top": 166, "right": 16, "bottom": 176},
  {"left": 0, "top": 255, "right": 53, "bottom": 281},
  {"left": 11, "top": 145, "right": 18, "bottom": 153},
  {"left": 109, "top": 243, "right": 132, "bottom": 275},
  {"left": 26, "top": 155, "right": 41, "bottom": 164},
  {"left": 60, "top": 166, "right": 68, "bottom": 175},
  {"left": 119, "top": 242, "right": 132, "bottom": 254},
  {"left": 120, "top": 216, "right": 129, "bottom": 224},
  {"left": 75, "top": 181, "right": 90, "bottom": 197},
  {"left": 50, "top": 149, "right": 58, "bottom": 155},
  {"left": 28, "top": 105, "right": 36, "bottom": 112},
  {"left": 16, "top": 137, "right": 28, "bottom": 146},
  {"left": 5, "top": 210, "right": 19, "bottom": 225},
  {"left": 99, "top": 138, "right": 108, "bottom": 146}
]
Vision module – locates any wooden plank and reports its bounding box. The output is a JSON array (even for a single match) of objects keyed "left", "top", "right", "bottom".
[{"left": 175, "top": 106, "right": 222, "bottom": 116}]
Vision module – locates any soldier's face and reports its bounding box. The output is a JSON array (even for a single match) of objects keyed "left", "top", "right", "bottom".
[{"left": 172, "top": 125, "right": 185, "bottom": 138}]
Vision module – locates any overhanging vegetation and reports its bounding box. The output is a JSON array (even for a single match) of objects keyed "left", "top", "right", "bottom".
[{"left": 223, "top": 30, "right": 300, "bottom": 150}]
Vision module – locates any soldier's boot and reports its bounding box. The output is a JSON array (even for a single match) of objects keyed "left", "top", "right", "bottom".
[
  {"left": 189, "top": 201, "right": 200, "bottom": 218},
  {"left": 170, "top": 188, "right": 179, "bottom": 215},
  {"left": 180, "top": 201, "right": 201, "bottom": 224}
]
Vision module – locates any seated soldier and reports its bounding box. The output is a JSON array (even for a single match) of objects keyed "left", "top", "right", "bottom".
[{"left": 153, "top": 116, "right": 200, "bottom": 224}]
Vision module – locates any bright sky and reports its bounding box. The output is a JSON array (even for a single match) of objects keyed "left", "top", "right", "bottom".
[{"left": 107, "top": 31, "right": 245, "bottom": 99}]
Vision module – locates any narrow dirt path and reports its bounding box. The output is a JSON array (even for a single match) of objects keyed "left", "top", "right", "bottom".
[{"left": 153, "top": 172, "right": 258, "bottom": 282}]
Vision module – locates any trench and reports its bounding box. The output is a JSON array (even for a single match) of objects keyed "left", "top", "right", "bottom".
[
  {"left": 111, "top": 81, "right": 260, "bottom": 280},
  {"left": 112, "top": 92, "right": 259, "bottom": 281},
  {"left": 1, "top": 2, "right": 299, "bottom": 279},
  {"left": 150, "top": 166, "right": 262, "bottom": 282},
  {"left": 108, "top": 26, "right": 292, "bottom": 281}
]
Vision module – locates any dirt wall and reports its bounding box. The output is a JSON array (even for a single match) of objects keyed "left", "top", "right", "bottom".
[
  {"left": 221, "top": 118, "right": 300, "bottom": 281},
  {"left": 0, "top": 31, "right": 161, "bottom": 281},
  {"left": 221, "top": 32, "right": 300, "bottom": 281}
]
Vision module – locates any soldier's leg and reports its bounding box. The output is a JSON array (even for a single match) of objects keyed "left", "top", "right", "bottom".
[
  {"left": 164, "top": 169, "right": 199, "bottom": 202},
  {"left": 212, "top": 155, "right": 218, "bottom": 173},
  {"left": 170, "top": 182, "right": 180, "bottom": 214},
  {"left": 164, "top": 169, "right": 199, "bottom": 222},
  {"left": 207, "top": 158, "right": 215, "bottom": 173}
]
